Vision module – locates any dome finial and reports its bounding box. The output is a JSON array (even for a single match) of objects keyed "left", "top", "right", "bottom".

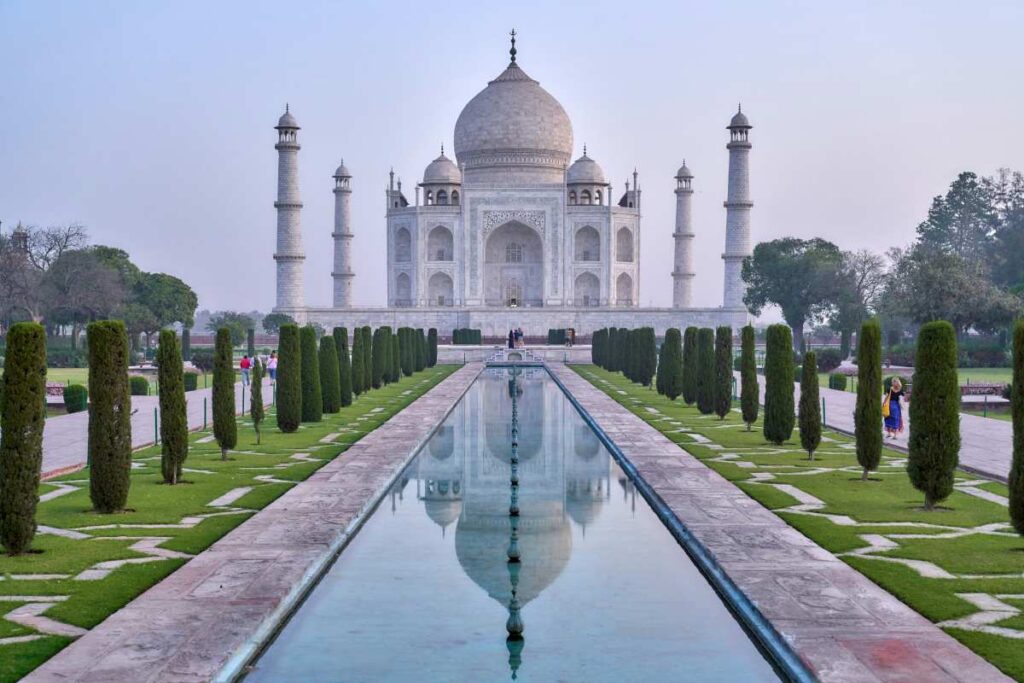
[
  {"left": 286, "top": 102, "right": 290, "bottom": 113},
  {"left": 440, "top": 143, "right": 444, "bottom": 155},
  {"left": 583, "top": 143, "right": 587, "bottom": 156},
  {"left": 509, "top": 28, "right": 517, "bottom": 64}
]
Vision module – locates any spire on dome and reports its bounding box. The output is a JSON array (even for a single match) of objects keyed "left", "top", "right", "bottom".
[{"left": 509, "top": 28, "right": 517, "bottom": 64}]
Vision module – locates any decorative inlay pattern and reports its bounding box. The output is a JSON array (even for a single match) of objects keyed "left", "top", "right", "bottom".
[{"left": 481, "top": 210, "right": 546, "bottom": 239}]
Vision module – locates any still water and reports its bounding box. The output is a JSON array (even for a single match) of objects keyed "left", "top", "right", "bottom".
[{"left": 247, "top": 368, "right": 778, "bottom": 682}]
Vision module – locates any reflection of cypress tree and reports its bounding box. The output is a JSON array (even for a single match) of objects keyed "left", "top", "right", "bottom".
[{"left": 682, "top": 327, "right": 698, "bottom": 406}]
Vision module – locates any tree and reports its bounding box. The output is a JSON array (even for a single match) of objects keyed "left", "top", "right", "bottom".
[
  {"left": 740, "top": 325, "right": 759, "bottom": 431},
  {"left": 250, "top": 357, "right": 265, "bottom": 444},
  {"left": 247, "top": 328, "right": 256, "bottom": 358},
  {"left": 661, "top": 328, "right": 683, "bottom": 401},
  {"left": 87, "top": 320, "right": 132, "bottom": 513},
  {"left": 641, "top": 328, "right": 657, "bottom": 387},
  {"left": 916, "top": 171, "right": 996, "bottom": 266},
  {"left": 361, "top": 326, "right": 373, "bottom": 389},
  {"left": 371, "top": 327, "right": 388, "bottom": 388},
  {"left": 828, "top": 249, "right": 888, "bottom": 357},
  {"left": 400, "top": 327, "right": 414, "bottom": 376},
  {"left": 157, "top": 330, "right": 188, "bottom": 484},
  {"left": 0, "top": 322, "right": 46, "bottom": 554},
  {"left": 416, "top": 329, "right": 428, "bottom": 372},
  {"left": 262, "top": 312, "right": 295, "bottom": 335},
  {"left": 351, "top": 327, "right": 366, "bottom": 395},
  {"left": 120, "top": 301, "right": 160, "bottom": 352},
  {"left": 133, "top": 272, "right": 198, "bottom": 329},
  {"left": 798, "top": 351, "right": 822, "bottom": 460},
  {"left": 988, "top": 169, "right": 1024, "bottom": 292},
  {"left": 908, "top": 321, "right": 960, "bottom": 510},
  {"left": 714, "top": 326, "right": 733, "bottom": 420},
  {"left": 428, "top": 328, "right": 438, "bottom": 367},
  {"left": 592, "top": 328, "right": 605, "bottom": 368},
  {"left": 742, "top": 237, "right": 843, "bottom": 351},
  {"left": 390, "top": 327, "right": 401, "bottom": 382},
  {"left": 212, "top": 328, "right": 237, "bottom": 460},
  {"left": 206, "top": 311, "right": 254, "bottom": 348},
  {"left": 182, "top": 327, "right": 191, "bottom": 361},
  {"left": 696, "top": 328, "right": 715, "bottom": 415},
  {"left": 763, "top": 324, "right": 795, "bottom": 445},
  {"left": 276, "top": 324, "right": 302, "bottom": 432},
  {"left": 333, "top": 327, "right": 353, "bottom": 407},
  {"left": 300, "top": 325, "right": 322, "bottom": 423},
  {"left": 319, "top": 335, "right": 341, "bottom": 413},
  {"left": 41, "top": 249, "right": 125, "bottom": 346},
  {"left": 855, "top": 319, "right": 883, "bottom": 480},
  {"left": 606, "top": 327, "right": 618, "bottom": 372},
  {"left": 682, "top": 327, "right": 698, "bottom": 405},
  {"left": 1011, "top": 320, "right": 1024, "bottom": 535}
]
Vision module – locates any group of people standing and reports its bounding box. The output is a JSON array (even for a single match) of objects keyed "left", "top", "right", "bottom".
[
  {"left": 507, "top": 328, "right": 525, "bottom": 349},
  {"left": 239, "top": 351, "right": 278, "bottom": 386}
]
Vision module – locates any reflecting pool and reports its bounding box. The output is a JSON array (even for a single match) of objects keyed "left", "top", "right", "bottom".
[{"left": 246, "top": 368, "right": 778, "bottom": 682}]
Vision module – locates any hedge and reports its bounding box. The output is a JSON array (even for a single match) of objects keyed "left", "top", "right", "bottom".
[
  {"left": 319, "top": 335, "right": 341, "bottom": 414},
  {"left": 157, "top": 330, "right": 188, "bottom": 484},
  {"left": 0, "top": 322, "right": 46, "bottom": 554},
  {"left": 63, "top": 384, "right": 88, "bottom": 413},
  {"left": 547, "top": 329, "right": 567, "bottom": 345},
  {"left": 740, "top": 325, "right": 759, "bottom": 430},
  {"left": 682, "top": 327, "right": 698, "bottom": 406},
  {"left": 763, "top": 324, "right": 795, "bottom": 445},
  {"left": 276, "top": 324, "right": 302, "bottom": 433},
  {"left": 212, "top": 328, "right": 238, "bottom": 460},
  {"left": 184, "top": 372, "right": 199, "bottom": 392},
  {"left": 798, "top": 350, "right": 821, "bottom": 460},
  {"left": 87, "top": 320, "right": 132, "bottom": 513},
  {"left": 300, "top": 325, "right": 323, "bottom": 423},
  {"left": 129, "top": 375, "right": 149, "bottom": 396},
  {"left": 452, "top": 328, "right": 482, "bottom": 345},
  {"left": 828, "top": 373, "right": 848, "bottom": 391}
]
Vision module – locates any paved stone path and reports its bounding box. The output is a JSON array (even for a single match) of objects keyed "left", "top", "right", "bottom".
[
  {"left": 40, "top": 379, "right": 274, "bottom": 478},
  {"left": 556, "top": 364, "right": 1009, "bottom": 683},
  {"left": 742, "top": 373, "right": 1013, "bottom": 482},
  {"left": 23, "top": 363, "right": 482, "bottom": 683}
]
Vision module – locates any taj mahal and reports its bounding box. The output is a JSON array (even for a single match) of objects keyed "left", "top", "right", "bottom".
[{"left": 273, "top": 34, "right": 753, "bottom": 336}]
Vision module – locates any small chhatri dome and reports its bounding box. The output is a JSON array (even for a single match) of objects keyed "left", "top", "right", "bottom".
[
  {"left": 423, "top": 147, "right": 462, "bottom": 184},
  {"left": 333, "top": 158, "right": 351, "bottom": 178},
  {"left": 728, "top": 104, "right": 751, "bottom": 129},
  {"left": 276, "top": 104, "right": 299, "bottom": 129},
  {"left": 566, "top": 148, "right": 606, "bottom": 185},
  {"left": 675, "top": 160, "right": 693, "bottom": 179}
]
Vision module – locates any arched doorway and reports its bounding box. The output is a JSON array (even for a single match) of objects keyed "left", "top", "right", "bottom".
[
  {"left": 615, "top": 272, "right": 633, "bottom": 306},
  {"left": 574, "top": 226, "right": 600, "bottom": 262},
  {"left": 395, "top": 227, "right": 412, "bottom": 262},
  {"left": 428, "top": 272, "right": 454, "bottom": 306},
  {"left": 484, "top": 221, "right": 543, "bottom": 307},
  {"left": 395, "top": 272, "right": 412, "bottom": 306},
  {"left": 428, "top": 226, "right": 453, "bottom": 261},
  {"left": 616, "top": 227, "right": 633, "bottom": 262},
  {"left": 574, "top": 272, "right": 600, "bottom": 307}
]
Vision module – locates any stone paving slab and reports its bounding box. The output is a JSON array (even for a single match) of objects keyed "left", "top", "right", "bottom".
[
  {"left": 23, "top": 364, "right": 482, "bottom": 683},
  {"left": 554, "top": 364, "right": 1010, "bottom": 683}
]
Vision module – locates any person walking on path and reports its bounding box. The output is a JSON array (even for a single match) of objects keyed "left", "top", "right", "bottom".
[
  {"left": 267, "top": 351, "right": 278, "bottom": 382},
  {"left": 240, "top": 355, "right": 251, "bottom": 387},
  {"left": 883, "top": 377, "right": 906, "bottom": 438}
]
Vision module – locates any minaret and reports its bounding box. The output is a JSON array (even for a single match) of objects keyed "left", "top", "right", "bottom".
[
  {"left": 274, "top": 105, "right": 305, "bottom": 311},
  {"left": 332, "top": 159, "right": 354, "bottom": 307},
  {"left": 722, "top": 105, "right": 753, "bottom": 309},
  {"left": 672, "top": 161, "right": 695, "bottom": 308}
]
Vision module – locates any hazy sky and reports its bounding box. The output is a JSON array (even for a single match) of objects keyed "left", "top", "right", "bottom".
[{"left": 2, "top": 0, "right": 1022, "bottom": 313}]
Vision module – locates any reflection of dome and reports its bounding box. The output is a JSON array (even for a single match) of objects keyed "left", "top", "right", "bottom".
[
  {"left": 455, "top": 507, "right": 571, "bottom": 605},
  {"left": 566, "top": 479, "right": 604, "bottom": 528},
  {"left": 566, "top": 152, "right": 605, "bottom": 185},
  {"left": 423, "top": 151, "right": 461, "bottom": 184},
  {"left": 573, "top": 425, "right": 602, "bottom": 460},
  {"left": 485, "top": 378, "right": 543, "bottom": 461},
  {"left": 428, "top": 425, "right": 455, "bottom": 460},
  {"left": 424, "top": 497, "right": 462, "bottom": 529}
]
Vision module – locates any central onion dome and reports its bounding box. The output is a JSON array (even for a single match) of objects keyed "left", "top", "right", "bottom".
[{"left": 454, "top": 57, "right": 573, "bottom": 184}]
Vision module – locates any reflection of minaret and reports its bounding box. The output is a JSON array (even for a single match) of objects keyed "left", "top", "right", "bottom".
[{"left": 506, "top": 365, "right": 524, "bottom": 678}]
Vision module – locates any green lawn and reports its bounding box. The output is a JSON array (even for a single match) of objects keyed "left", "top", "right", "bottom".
[
  {"left": 0, "top": 364, "right": 457, "bottom": 683},
  {"left": 574, "top": 365, "right": 1024, "bottom": 681},
  {"left": 816, "top": 368, "right": 1013, "bottom": 390}
]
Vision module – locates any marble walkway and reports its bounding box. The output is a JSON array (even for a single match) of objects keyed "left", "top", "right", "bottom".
[
  {"left": 23, "top": 363, "right": 482, "bottom": 683},
  {"left": 40, "top": 379, "right": 274, "bottom": 478},
  {"left": 742, "top": 373, "right": 1013, "bottom": 482},
  {"left": 556, "top": 363, "right": 1009, "bottom": 683}
]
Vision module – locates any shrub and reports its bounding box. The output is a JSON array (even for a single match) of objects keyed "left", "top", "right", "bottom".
[
  {"left": 0, "top": 322, "right": 46, "bottom": 554},
  {"left": 1004, "top": 383, "right": 1013, "bottom": 401},
  {"left": 350, "top": 327, "right": 366, "bottom": 395},
  {"left": 184, "top": 372, "right": 199, "bottom": 392},
  {"left": 400, "top": 328, "right": 414, "bottom": 377},
  {"left": 714, "top": 326, "right": 733, "bottom": 420},
  {"left": 276, "top": 324, "right": 302, "bottom": 432},
  {"left": 763, "top": 324, "right": 795, "bottom": 445},
  {"left": 371, "top": 327, "right": 388, "bottom": 389},
  {"left": 548, "top": 329, "right": 567, "bottom": 345},
  {"left": 87, "top": 320, "right": 132, "bottom": 513},
  {"left": 300, "top": 325, "right": 322, "bottom": 423},
  {"left": 606, "top": 327, "right": 619, "bottom": 372},
  {"left": 212, "top": 328, "right": 238, "bottom": 460},
  {"left": 182, "top": 327, "right": 191, "bottom": 361},
  {"left": 907, "top": 321, "right": 959, "bottom": 510},
  {"left": 157, "top": 330, "right": 188, "bottom": 484},
  {"left": 390, "top": 328, "right": 400, "bottom": 382},
  {"left": 661, "top": 328, "right": 684, "bottom": 400},
  {"left": 428, "top": 328, "right": 438, "bottom": 367},
  {"left": 592, "top": 328, "right": 605, "bottom": 367},
  {"left": 740, "top": 325, "right": 759, "bottom": 431},
  {"left": 46, "top": 347, "right": 86, "bottom": 368},
  {"left": 682, "top": 327, "right": 698, "bottom": 406},
  {"left": 417, "top": 329, "right": 428, "bottom": 372},
  {"left": 816, "top": 348, "right": 842, "bottom": 373},
  {"left": 251, "top": 356, "right": 265, "bottom": 444},
  {"left": 1011, "top": 320, "right": 1024, "bottom": 535},
  {"left": 452, "top": 328, "right": 482, "bottom": 345},
  {"left": 319, "top": 335, "right": 341, "bottom": 414},
  {"left": 129, "top": 375, "right": 149, "bottom": 396},
  {"left": 63, "top": 384, "right": 88, "bottom": 413},
  {"left": 360, "top": 326, "right": 373, "bottom": 390},
  {"left": 828, "top": 373, "right": 848, "bottom": 391},
  {"left": 333, "top": 327, "right": 353, "bottom": 407},
  {"left": 696, "top": 328, "right": 715, "bottom": 415},
  {"left": 190, "top": 350, "right": 214, "bottom": 373},
  {"left": 799, "top": 351, "right": 821, "bottom": 460}
]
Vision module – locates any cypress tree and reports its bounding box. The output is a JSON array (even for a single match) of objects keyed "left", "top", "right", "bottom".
[
  {"left": 247, "top": 328, "right": 256, "bottom": 358},
  {"left": 592, "top": 328, "right": 603, "bottom": 367},
  {"left": 656, "top": 335, "right": 667, "bottom": 395},
  {"left": 157, "top": 330, "right": 188, "bottom": 484},
  {"left": 319, "top": 336, "right": 341, "bottom": 413},
  {"left": 740, "top": 325, "right": 759, "bottom": 431},
  {"left": 0, "top": 322, "right": 46, "bottom": 554},
  {"left": 88, "top": 320, "right": 132, "bottom": 513},
  {"left": 276, "top": 324, "right": 302, "bottom": 432},
  {"left": 799, "top": 350, "right": 822, "bottom": 460},
  {"left": 182, "top": 327, "right": 191, "bottom": 361},
  {"left": 371, "top": 327, "right": 387, "bottom": 388},
  {"left": 333, "top": 327, "right": 353, "bottom": 407},
  {"left": 351, "top": 326, "right": 366, "bottom": 395},
  {"left": 251, "top": 357, "right": 265, "bottom": 444},
  {"left": 606, "top": 327, "right": 619, "bottom": 372},
  {"left": 618, "top": 328, "right": 630, "bottom": 375},
  {"left": 763, "top": 324, "right": 795, "bottom": 445},
  {"left": 682, "top": 327, "right": 698, "bottom": 405},
  {"left": 212, "top": 327, "right": 237, "bottom": 461},
  {"left": 401, "top": 328, "right": 414, "bottom": 376},
  {"left": 908, "top": 321, "right": 959, "bottom": 510},
  {"left": 300, "top": 325, "right": 323, "bottom": 422},
  {"left": 390, "top": 328, "right": 401, "bottom": 382},
  {"left": 662, "top": 328, "right": 684, "bottom": 401},
  {"left": 643, "top": 328, "right": 657, "bottom": 387},
  {"left": 361, "top": 326, "right": 373, "bottom": 390},
  {"left": 428, "top": 328, "right": 438, "bottom": 367},
  {"left": 380, "top": 329, "right": 392, "bottom": 385},
  {"left": 714, "top": 326, "right": 733, "bottom": 420},
  {"left": 855, "top": 319, "right": 883, "bottom": 480},
  {"left": 1010, "top": 320, "right": 1024, "bottom": 535},
  {"left": 416, "top": 329, "right": 428, "bottom": 372},
  {"left": 696, "top": 328, "right": 716, "bottom": 414}
]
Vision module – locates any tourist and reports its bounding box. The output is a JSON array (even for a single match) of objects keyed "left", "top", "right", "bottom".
[
  {"left": 508, "top": 329, "right": 514, "bottom": 349},
  {"left": 267, "top": 351, "right": 278, "bottom": 382},
  {"left": 883, "top": 377, "right": 905, "bottom": 438},
  {"left": 240, "top": 355, "right": 251, "bottom": 387}
]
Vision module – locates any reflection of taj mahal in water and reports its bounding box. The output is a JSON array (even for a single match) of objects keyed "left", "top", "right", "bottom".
[{"left": 272, "top": 33, "right": 752, "bottom": 336}]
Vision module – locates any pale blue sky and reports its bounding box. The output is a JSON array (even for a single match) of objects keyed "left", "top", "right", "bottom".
[{"left": 1, "top": 0, "right": 1021, "bottom": 312}]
